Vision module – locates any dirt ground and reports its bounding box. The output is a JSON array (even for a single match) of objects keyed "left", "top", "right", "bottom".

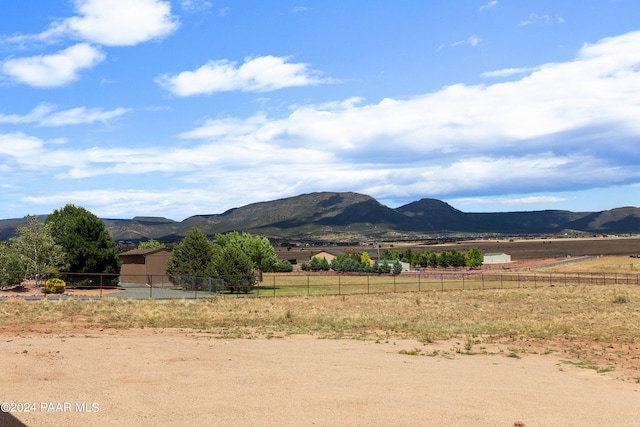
[{"left": 1, "top": 328, "right": 639, "bottom": 427}]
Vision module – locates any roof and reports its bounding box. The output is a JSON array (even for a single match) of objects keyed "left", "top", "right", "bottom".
[{"left": 120, "top": 248, "right": 169, "bottom": 257}]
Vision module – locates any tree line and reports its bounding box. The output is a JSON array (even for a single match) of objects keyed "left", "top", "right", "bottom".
[
  {"left": 165, "top": 229, "right": 291, "bottom": 293},
  {"left": 300, "top": 247, "right": 482, "bottom": 274}
]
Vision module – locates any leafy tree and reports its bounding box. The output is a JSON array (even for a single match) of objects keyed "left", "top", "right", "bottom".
[
  {"left": 360, "top": 252, "right": 371, "bottom": 266},
  {"left": 45, "top": 205, "right": 120, "bottom": 274},
  {"left": 10, "top": 215, "right": 67, "bottom": 285},
  {"left": 449, "top": 249, "right": 467, "bottom": 268},
  {"left": 437, "top": 252, "right": 451, "bottom": 268},
  {"left": 425, "top": 252, "right": 437, "bottom": 268},
  {"left": 215, "top": 231, "right": 279, "bottom": 272},
  {"left": 207, "top": 245, "right": 256, "bottom": 293},
  {"left": 0, "top": 241, "right": 26, "bottom": 289},
  {"left": 466, "top": 247, "right": 483, "bottom": 269},
  {"left": 138, "top": 239, "right": 164, "bottom": 249}
]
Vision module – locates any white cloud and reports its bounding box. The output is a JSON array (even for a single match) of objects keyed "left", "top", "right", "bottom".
[
  {"left": 180, "top": 0, "right": 212, "bottom": 13},
  {"left": 4, "top": 31, "right": 640, "bottom": 219},
  {"left": 451, "top": 196, "right": 568, "bottom": 207},
  {"left": 0, "top": 103, "right": 131, "bottom": 126},
  {"left": 479, "top": 1, "right": 498, "bottom": 12},
  {"left": 156, "top": 55, "right": 335, "bottom": 96},
  {"left": 4, "top": 0, "right": 179, "bottom": 47},
  {"left": 481, "top": 66, "right": 540, "bottom": 78},
  {"left": 448, "top": 35, "right": 482, "bottom": 49},
  {"left": 1, "top": 43, "right": 105, "bottom": 87},
  {"left": 519, "top": 13, "right": 564, "bottom": 27}
]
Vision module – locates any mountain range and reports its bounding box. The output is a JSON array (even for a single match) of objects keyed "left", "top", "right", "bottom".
[{"left": 2, "top": 192, "right": 640, "bottom": 243}]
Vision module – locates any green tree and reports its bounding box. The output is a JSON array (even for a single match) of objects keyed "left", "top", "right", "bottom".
[
  {"left": 207, "top": 245, "right": 256, "bottom": 293},
  {"left": 0, "top": 241, "right": 26, "bottom": 289},
  {"left": 138, "top": 239, "right": 164, "bottom": 249},
  {"left": 466, "top": 247, "right": 483, "bottom": 269},
  {"left": 166, "top": 228, "right": 215, "bottom": 277},
  {"left": 215, "top": 231, "right": 279, "bottom": 272},
  {"left": 45, "top": 205, "right": 120, "bottom": 274},
  {"left": 10, "top": 215, "right": 67, "bottom": 285},
  {"left": 275, "top": 259, "right": 293, "bottom": 272},
  {"left": 392, "top": 260, "right": 403, "bottom": 275}
]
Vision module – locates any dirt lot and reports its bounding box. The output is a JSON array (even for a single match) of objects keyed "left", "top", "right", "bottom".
[
  {"left": 1, "top": 328, "right": 639, "bottom": 427},
  {"left": 3, "top": 239, "right": 640, "bottom": 426}
]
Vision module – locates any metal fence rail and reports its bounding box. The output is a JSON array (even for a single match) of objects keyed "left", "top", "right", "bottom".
[{"left": 3, "top": 270, "right": 639, "bottom": 300}]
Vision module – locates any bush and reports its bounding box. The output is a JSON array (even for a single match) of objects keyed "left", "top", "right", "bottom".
[
  {"left": 612, "top": 294, "right": 630, "bottom": 304},
  {"left": 44, "top": 278, "right": 66, "bottom": 294}
]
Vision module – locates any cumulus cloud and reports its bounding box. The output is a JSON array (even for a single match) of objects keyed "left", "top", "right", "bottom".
[
  {"left": 4, "top": 0, "right": 178, "bottom": 47},
  {"left": 155, "top": 55, "right": 335, "bottom": 96},
  {"left": 1, "top": 43, "right": 105, "bottom": 87},
  {"left": 0, "top": 103, "right": 131, "bottom": 126},
  {"left": 4, "top": 31, "right": 640, "bottom": 218}
]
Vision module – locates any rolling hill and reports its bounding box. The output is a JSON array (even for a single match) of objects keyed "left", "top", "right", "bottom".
[{"left": 1, "top": 192, "right": 639, "bottom": 243}]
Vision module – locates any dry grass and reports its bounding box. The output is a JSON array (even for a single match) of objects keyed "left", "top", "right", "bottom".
[
  {"left": 2, "top": 255, "right": 640, "bottom": 381},
  {"left": 535, "top": 255, "right": 640, "bottom": 273},
  {"left": 1, "top": 285, "right": 638, "bottom": 344}
]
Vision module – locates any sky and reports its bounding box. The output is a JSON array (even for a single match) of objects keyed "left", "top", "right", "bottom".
[{"left": 1, "top": 0, "right": 640, "bottom": 221}]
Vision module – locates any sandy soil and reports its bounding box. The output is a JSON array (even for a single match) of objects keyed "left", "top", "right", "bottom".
[{"left": 1, "top": 329, "right": 639, "bottom": 427}]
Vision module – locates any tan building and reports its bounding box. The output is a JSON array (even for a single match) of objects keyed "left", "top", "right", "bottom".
[{"left": 120, "top": 248, "right": 171, "bottom": 285}]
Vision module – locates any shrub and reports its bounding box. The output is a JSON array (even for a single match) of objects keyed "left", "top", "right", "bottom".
[
  {"left": 612, "top": 294, "right": 630, "bottom": 304},
  {"left": 44, "top": 278, "right": 66, "bottom": 294}
]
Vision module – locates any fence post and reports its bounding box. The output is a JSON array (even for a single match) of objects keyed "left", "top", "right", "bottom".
[
  {"left": 462, "top": 274, "right": 464, "bottom": 291},
  {"left": 367, "top": 275, "right": 370, "bottom": 294},
  {"left": 338, "top": 275, "right": 341, "bottom": 295},
  {"left": 100, "top": 274, "right": 103, "bottom": 298},
  {"left": 441, "top": 274, "right": 444, "bottom": 292},
  {"left": 306, "top": 274, "right": 309, "bottom": 296},
  {"left": 482, "top": 273, "right": 484, "bottom": 290},
  {"left": 393, "top": 275, "right": 396, "bottom": 293},
  {"left": 418, "top": 274, "right": 421, "bottom": 292}
]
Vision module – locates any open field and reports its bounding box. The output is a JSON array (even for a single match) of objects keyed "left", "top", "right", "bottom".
[
  {"left": 278, "top": 235, "right": 640, "bottom": 263},
  {"left": 2, "top": 252, "right": 640, "bottom": 425}
]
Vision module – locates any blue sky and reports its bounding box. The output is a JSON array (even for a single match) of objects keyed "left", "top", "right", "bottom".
[{"left": 1, "top": 0, "right": 639, "bottom": 220}]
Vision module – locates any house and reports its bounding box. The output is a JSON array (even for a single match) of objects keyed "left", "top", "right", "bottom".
[
  {"left": 119, "top": 248, "right": 171, "bottom": 285},
  {"left": 377, "top": 260, "right": 411, "bottom": 272},
  {"left": 310, "top": 250, "right": 344, "bottom": 263},
  {"left": 483, "top": 252, "right": 511, "bottom": 264}
]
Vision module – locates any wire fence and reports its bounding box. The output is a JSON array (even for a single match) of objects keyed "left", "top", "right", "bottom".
[{"left": 3, "top": 270, "right": 638, "bottom": 300}]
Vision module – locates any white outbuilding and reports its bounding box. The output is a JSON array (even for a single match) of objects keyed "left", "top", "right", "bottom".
[{"left": 483, "top": 252, "right": 511, "bottom": 264}]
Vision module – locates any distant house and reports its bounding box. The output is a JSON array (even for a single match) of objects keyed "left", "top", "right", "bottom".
[
  {"left": 120, "top": 248, "right": 171, "bottom": 285},
  {"left": 310, "top": 250, "right": 344, "bottom": 263},
  {"left": 483, "top": 252, "right": 511, "bottom": 264},
  {"left": 377, "top": 260, "right": 411, "bottom": 272}
]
